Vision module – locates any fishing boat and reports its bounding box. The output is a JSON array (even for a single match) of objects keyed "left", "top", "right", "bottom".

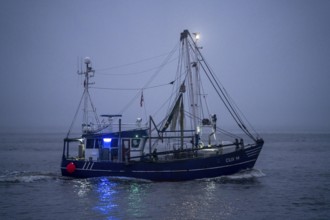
[{"left": 61, "top": 30, "right": 264, "bottom": 181}]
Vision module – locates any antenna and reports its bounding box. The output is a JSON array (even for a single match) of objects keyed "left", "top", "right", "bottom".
[
  {"left": 77, "top": 57, "right": 99, "bottom": 133},
  {"left": 76, "top": 57, "right": 79, "bottom": 75},
  {"left": 80, "top": 57, "right": 82, "bottom": 74}
]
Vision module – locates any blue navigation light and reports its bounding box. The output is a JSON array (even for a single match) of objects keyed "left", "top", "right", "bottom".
[{"left": 103, "top": 138, "right": 112, "bottom": 143}]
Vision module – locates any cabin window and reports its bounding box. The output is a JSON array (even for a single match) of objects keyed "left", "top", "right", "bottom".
[
  {"left": 132, "top": 138, "right": 141, "bottom": 148},
  {"left": 86, "top": 139, "right": 102, "bottom": 149},
  {"left": 95, "top": 139, "right": 101, "bottom": 148},
  {"left": 111, "top": 139, "right": 118, "bottom": 148},
  {"left": 122, "top": 139, "right": 130, "bottom": 161},
  {"left": 122, "top": 139, "right": 130, "bottom": 149},
  {"left": 110, "top": 139, "right": 118, "bottom": 161},
  {"left": 86, "top": 139, "right": 94, "bottom": 149}
]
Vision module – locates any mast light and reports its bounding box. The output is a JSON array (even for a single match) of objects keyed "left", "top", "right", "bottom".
[{"left": 193, "top": 33, "right": 200, "bottom": 41}]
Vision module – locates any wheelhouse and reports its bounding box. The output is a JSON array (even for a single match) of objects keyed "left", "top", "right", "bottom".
[{"left": 62, "top": 129, "right": 148, "bottom": 163}]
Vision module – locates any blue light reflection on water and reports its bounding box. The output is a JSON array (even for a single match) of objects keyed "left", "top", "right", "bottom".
[
  {"left": 93, "top": 177, "right": 118, "bottom": 217},
  {"left": 74, "top": 177, "right": 151, "bottom": 219}
]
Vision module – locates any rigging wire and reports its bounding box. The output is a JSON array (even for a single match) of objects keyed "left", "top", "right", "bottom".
[
  {"left": 187, "top": 35, "right": 256, "bottom": 141},
  {"left": 152, "top": 81, "right": 180, "bottom": 120},
  {"left": 222, "top": 86, "right": 260, "bottom": 137},
  {"left": 183, "top": 110, "right": 241, "bottom": 140},
  {"left": 205, "top": 62, "right": 256, "bottom": 140},
  {"left": 210, "top": 70, "right": 260, "bottom": 137},
  {"left": 200, "top": 82, "right": 210, "bottom": 119},
  {"left": 72, "top": 32, "right": 259, "bottom": 143},
  {"left": 118, "top": 42, "right": 180, "bottom": 115},
  {"left": 66, "top": 91, "right": 85, "bottom": 138},
  {"left": 151, "top": 52, "right": 188, "bottom": 127},
  {"left": 97, "top": 57, "right": 178, "bottom": 76},
  {"left": 96, "top": 51, "right": 175, "bottom": 72},
  {"left": 87, "top": 90, "right": 101, "bottom": 125},
  {"left": 199, "top": 60, "right": 256, "bottom": 141},
  {"left": 90, "top": 80, "right": 175, "bottom": 91},
  {"left": 185, "top": 35, "right": 256, "bottom": 141},
  {"left": 163, "top": 44, "right": 185, "bottom": 117}
]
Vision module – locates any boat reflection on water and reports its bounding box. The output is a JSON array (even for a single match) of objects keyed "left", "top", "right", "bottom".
[
  {"left": 72, "top": 179, "right": 94, "bottom": 198},
  {"left": 127, "top": 182, "right": 150, "bottom": 218},
  {"left": 69, "top": 172, "right": 261, "bottom": 219}
]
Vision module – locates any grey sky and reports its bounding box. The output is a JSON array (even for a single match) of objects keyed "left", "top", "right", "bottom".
[{"left": 1, "top": 0, "right": 329, "bottom": 132}]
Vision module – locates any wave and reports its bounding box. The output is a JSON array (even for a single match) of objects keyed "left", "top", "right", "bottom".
[
  {"left": 225, "top": 168, "right": 265, "bottom": 180},
  {"left": 0, "top": 171, "right": 60, "bottom": 183},
  {"left": 201, "top": 168, "right": 266, "bottom": 184}
]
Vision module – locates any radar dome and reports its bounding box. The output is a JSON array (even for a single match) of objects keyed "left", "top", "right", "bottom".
[{"left": 84, "top": 57, "right": 91, "bottom": 64}]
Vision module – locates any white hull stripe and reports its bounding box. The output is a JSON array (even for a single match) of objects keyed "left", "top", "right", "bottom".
[
  {"left": 245, "top": 147, "right": 262, "bottom": 157},
  {"left": 81, "top": 162, "right": 94, "bottom": 170}
]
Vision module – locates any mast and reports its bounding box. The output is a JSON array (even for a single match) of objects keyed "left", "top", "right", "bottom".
[
  {"left": 78, "top": 57, "right": 100, "bottom": 133},
  {"left": 181, "top": 30, "right": 200, "bottom": 133},
  {"left": 192, "top": 32, "right": 202, "bottom": 129}
]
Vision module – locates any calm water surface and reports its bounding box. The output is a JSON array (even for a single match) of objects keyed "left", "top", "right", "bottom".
[{"left": 0, "top": 132, "right": 329, "bottom": 219}]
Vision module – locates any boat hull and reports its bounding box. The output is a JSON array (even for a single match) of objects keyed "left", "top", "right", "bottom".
[{"left": 61, "top": 143, "right": 263, "bottom": 181}]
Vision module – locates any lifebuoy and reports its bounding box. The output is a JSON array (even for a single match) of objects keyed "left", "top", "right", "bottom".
[{"left": 66, "top": 162, "right": 76, "bottom": 174}]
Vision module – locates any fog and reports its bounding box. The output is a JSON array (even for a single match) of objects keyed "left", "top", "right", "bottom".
[{"left": 1, "top": 0, "right": 330, "bottom": 133}]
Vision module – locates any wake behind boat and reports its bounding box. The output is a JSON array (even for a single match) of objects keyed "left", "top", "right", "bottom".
[{"left": 61, "top": 30, "right": 264, "bottom": 181}]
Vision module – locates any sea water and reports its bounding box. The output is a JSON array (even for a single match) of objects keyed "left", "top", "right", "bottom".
[{"left": 0, "top": 131, "right": 329, "bottom": 220}]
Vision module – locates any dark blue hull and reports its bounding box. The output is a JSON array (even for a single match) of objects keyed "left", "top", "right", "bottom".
[{"left": 61, "top": 144, "right": 263, "bottom": 181}]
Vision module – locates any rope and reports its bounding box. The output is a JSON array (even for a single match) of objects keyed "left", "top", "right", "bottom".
[
  {"left": 187, "top": 34, "right": 257, "bottom": 141},
  {"left": 66, "top": 91, "right": 85, "bottom": 138},
  {"left": 118, "top": 42, "right": 180, "bottom": 115},
  {"left": 96, "top": 51, "right": 175, "bottom": 72},
  {"left": 90, "top": 80, "right": 175, "bottom": 91},
  {"left": 97, "top": 57, "right": 178, "bottom": 76}
]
